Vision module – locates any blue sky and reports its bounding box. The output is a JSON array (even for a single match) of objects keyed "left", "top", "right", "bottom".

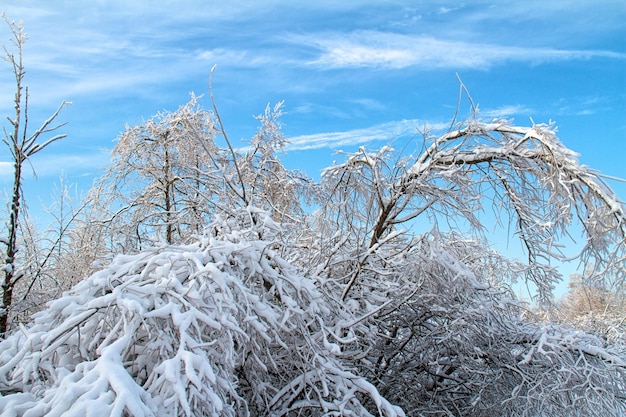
[{"left": 0, "top": 1, "right": 624, "bottom": 222}]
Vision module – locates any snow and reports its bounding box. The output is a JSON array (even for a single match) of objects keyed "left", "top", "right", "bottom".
[{"left": 0, "top": 213, "right": 404, "bottom": 417}]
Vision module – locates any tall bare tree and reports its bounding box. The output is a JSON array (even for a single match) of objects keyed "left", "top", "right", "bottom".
[{"left": 0, "top": 17, "right": 69, "bottom": 336}]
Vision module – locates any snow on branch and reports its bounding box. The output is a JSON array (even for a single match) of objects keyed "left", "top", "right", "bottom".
[
  {"left": 0, "top": 209, "right": 403, "bottom": 417},
  {"left": 320, "top": 117, "right": 626, "bottom": 304},
  {"left": 349, "top": 231, "right": 626, "bottom": 416}
]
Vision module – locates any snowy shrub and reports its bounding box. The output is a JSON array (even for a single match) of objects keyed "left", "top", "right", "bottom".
[
  {"left": 351, "top": 232, "right": 626, "bottom": 417},
  {"left": 0, "top": 211, "right": 403, "bottom": 417},
  {"left": 289, "top": 116, "right": 626, "bottom": 416}
]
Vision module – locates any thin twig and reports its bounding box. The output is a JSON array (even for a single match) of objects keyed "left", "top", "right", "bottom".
[{"left": 209, "top": 65, "right": 248, "bottom": 205}]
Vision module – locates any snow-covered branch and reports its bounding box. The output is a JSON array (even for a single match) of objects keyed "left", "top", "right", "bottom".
[{"left": 0, "top": 211, "right": 404, "bottom": 416}]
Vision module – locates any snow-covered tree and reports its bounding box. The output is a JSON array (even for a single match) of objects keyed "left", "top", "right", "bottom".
[
  {"left": 239, "top": 102, "right": 313, "bottom": 223},
  {"left": 297, "top": 115, "right": 626, "bottom": 415},
  {"left": 556, "top": 284, "right": 626, "bottom": 350},
  {"left": 312, "top": 119, "right": 626, "bottom": 307},
  {"left": 345, "top": 232, "right": 626, "bottom": 416},
  {"left": 1, "top": 92, "right": 626, "bottom": 416},
  {"left": 89, "top": 95, "right": 219, "bottom": 250},
  {"left": 88, "top": 96, "right": 313, "bottom": 257}
]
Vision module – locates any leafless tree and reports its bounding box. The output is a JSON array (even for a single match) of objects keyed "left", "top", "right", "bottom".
[
  {"left": 0, "top": 17, "right": 69, "bottom": 336},
  {"left": 301, "top": 110, "right": 626, "bottom": 415},
  {"left": 88, "top": 95, "right": 314, "bottom": 257},
  {"left": 88, "top": 95, "right": 219, "bottom": 252},
  {"left": 240, "top": 102, "right": 313, "bottom": 223},
  {"left": 11, "top": 180, "right": 88, "bottom": 321},
  {"left": 556, "top": 284, "right": 626, "bottom": 349},
  {"left": 313, "top": 116, "right": 626, "bottom": 306}
]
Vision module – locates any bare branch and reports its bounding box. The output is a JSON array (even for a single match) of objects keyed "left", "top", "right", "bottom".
[{"left": 209, "top": 65, "right": 248, "bottom": 205}]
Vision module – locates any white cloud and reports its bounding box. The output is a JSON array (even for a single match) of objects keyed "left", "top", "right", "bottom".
[
  {"left": 0, "top": 162, "right": 13, "bottom": 180},
  {"left": 437, "top": 6, "right": 458, "bottom": 14},
  {"left": 20, "top": 151, "right": 110, "bottom": 180},
  {"left": 302, "top": 31, "right": 626, "bottom": 70},
  {"left": 481, "top": 105, "right": 534, "bottom": 119},
  {"left": 349, "top": 98, "right": 386, "bottom": 112},
  {"left": 3, "top": 2, "right": 622, "bottom": 111},
  {"left": 552, "top": 95, "right": 613, "bottom": 117},
  {"left": 286, "top": 119, "right": 447, "bottom": 151}
]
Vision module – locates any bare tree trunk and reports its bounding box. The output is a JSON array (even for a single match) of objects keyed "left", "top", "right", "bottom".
[
  {"left": 1, "top": 159, "right": 22, "bottom": 335},
  {"left": 0, "top": 18, "right": 24, "bottom": 335}
]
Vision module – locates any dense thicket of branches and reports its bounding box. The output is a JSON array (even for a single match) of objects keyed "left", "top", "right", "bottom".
[
  {"left": 1, "top": 87, "right": 626, "bottom": 415},
  {"left": 0, "top": 208, "right": 404, "bottom": 416}
]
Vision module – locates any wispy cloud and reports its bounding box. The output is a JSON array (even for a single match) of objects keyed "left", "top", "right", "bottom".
[
  {"left": 348, "top": 98, "right": 387, "bottom": 112},
  {"left": 0, "top": 162, "right": 12, "bottom": 180},
  {"left": 301, "top": 31, "right": 626, "bottom": 70},
  {"left": 3, "top": 2, "right": 622, "bottom": 113},
  {"left": 0, "top": 151, "right": 110, "bottom": 182},
  {"left": 552, "top": 95, "right": 614, "bottom": 117},
  {"left": 0, "top": 5, "right": 271, "bottom": 108},
  {"left": 286, "top": 119, "right": 447, "bottom": 151},
  {"left": 437, "top": 6, "right": 459, "bottom": 14},
  {"left": 33, "top": 152, "right": 109, "bottom": 176},
  {"left": 481, "top": 105, "right": 535, "bottom": 119},
  {"left": 291, "top": 103, "right": 353, "bottom": 119},
  {"left": 291, "top": 98, "right": 387, "bottom": 120}
]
